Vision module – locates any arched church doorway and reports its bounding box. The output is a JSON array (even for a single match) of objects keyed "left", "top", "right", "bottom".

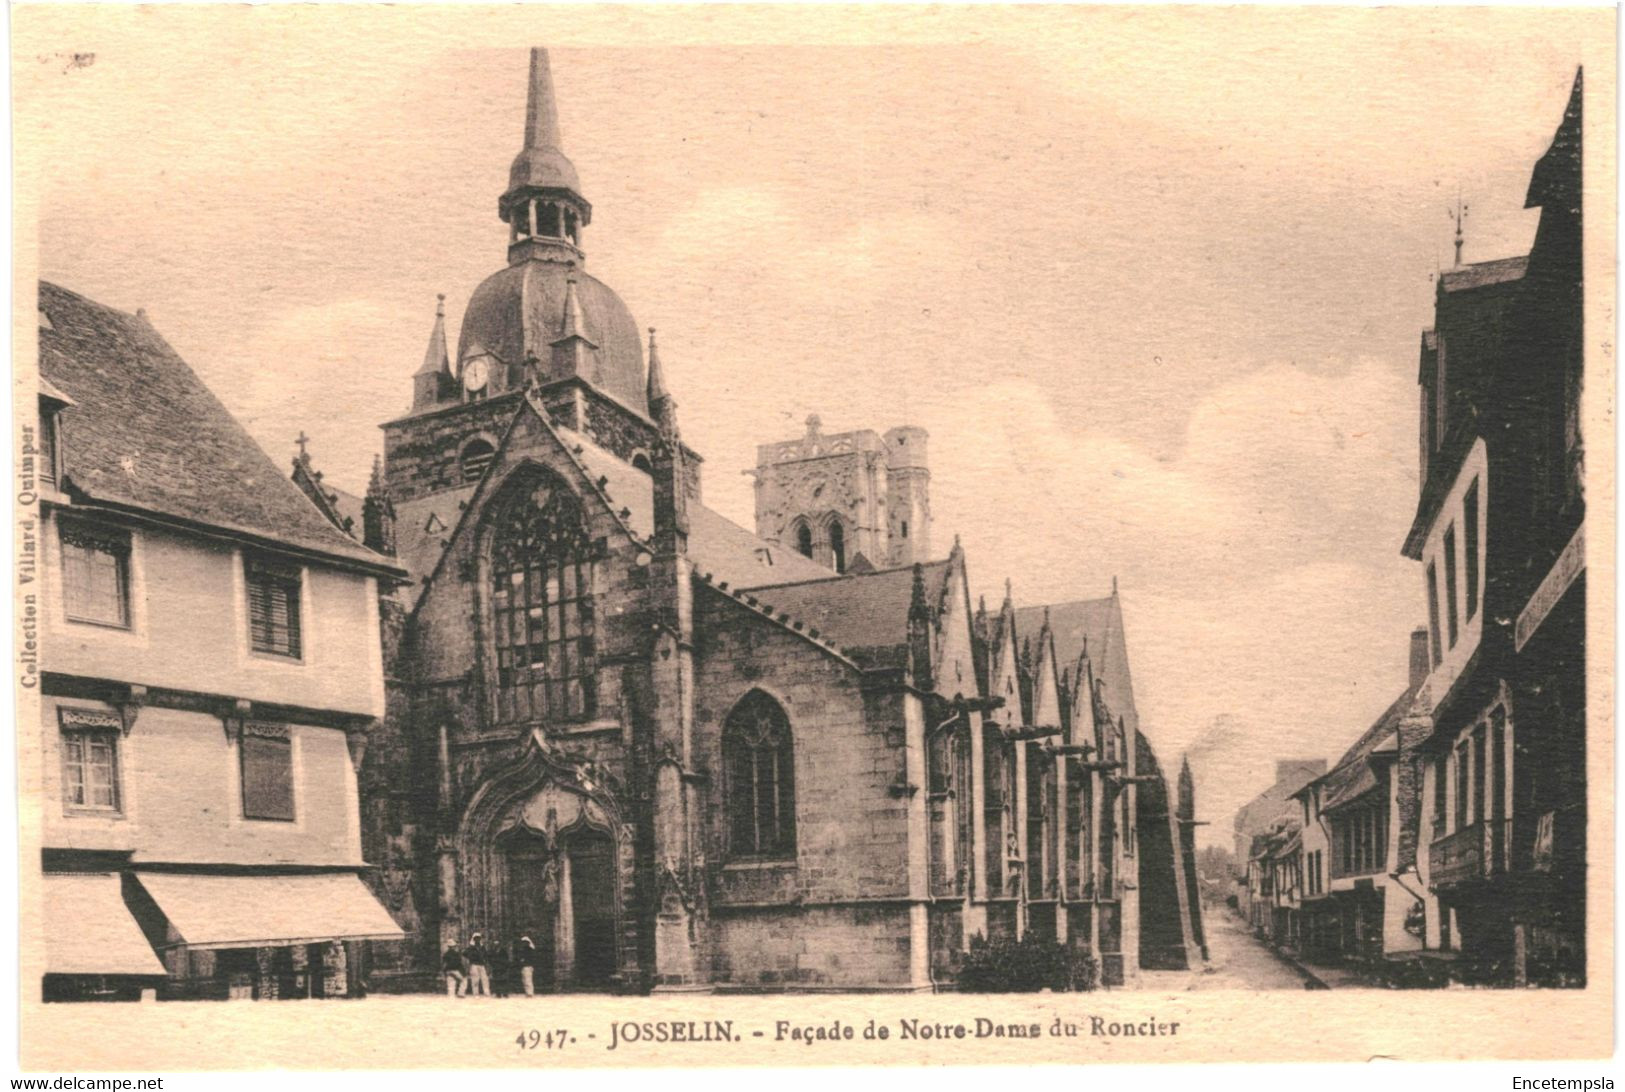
[
  {"left": 566, "top": 829, "right": 617, "bottom": 989},
  {"left": 501, "top": 829, "right": 557, "bottom": 991}
]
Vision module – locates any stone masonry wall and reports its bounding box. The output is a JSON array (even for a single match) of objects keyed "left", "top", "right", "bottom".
[
  {"left": 691, "top": 588, "right": 918, "bottom": 986},
  {"left": 709, "top": 905, "right": 915, "bottom": 989}
]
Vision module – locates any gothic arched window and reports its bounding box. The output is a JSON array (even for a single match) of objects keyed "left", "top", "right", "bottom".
[
  {"left": 792, "top": 520, "right": 814, "bottom": 559},
  {"left": 828, "top": 519, "right": 847, "bottom": 574},
  {"left": 723, "top": 692, "right": 796, "bottom": 859},
  {"left": 489, "top": 474, "right": 596, "bottom": 722}
]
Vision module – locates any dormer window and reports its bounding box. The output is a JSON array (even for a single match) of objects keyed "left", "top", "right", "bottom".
[
  {"left": 39, "top": 403, "right": 58, "bottom": 489},
  {"left": 37, "top": 381, "right": 73, "bottom": 490}
]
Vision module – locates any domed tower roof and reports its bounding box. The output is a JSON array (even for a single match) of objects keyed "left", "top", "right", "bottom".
[
  {"left": 457, "top": 261, "right": 647, "bottom": 413},
  {"left": 456, "top": 47, "right": 647, "bottom": 415}
]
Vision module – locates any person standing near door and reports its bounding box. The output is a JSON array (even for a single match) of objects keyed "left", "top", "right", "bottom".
[
  {"left": 441, "top": 944, "right": 467, "bottom": 998},
  {"left": 516, "top": 935, "right": 539, "bottom": 997},
  {"left": 464, "top": 933, "right": 492, "bottom": 997}
]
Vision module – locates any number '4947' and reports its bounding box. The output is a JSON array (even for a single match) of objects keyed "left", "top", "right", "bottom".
[{"left": 517, "top": 1028, "right": 572, "bottom": 1050}]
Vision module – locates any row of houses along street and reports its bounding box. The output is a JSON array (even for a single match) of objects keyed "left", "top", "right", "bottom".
[{"left": 1233, "top": 71, "right": 1587, "bottom": 990}]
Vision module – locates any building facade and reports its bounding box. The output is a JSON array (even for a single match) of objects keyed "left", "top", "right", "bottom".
[
  {"left": 1289, "top": 630, "right": 1431, "bottom": 968},
  {"left": 1233, "top": 758, "right": 1325, "bottom": 936},
  {"left": 335, "top": 48, "right": 1202, "bottom": 994},
  {"left": 1405, "top": 71, "right": 1586, "bottom": 989},
  {"left": 34, "top": 284, "right": 405, "bottom": 1002}
]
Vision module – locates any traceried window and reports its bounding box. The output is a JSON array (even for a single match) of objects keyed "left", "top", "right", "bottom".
[
  {"left": 245, "top": 554, "right": 303, "bottom": 659},
  {"left": 793, "top": 521, "right": 813, "bottom": 559},
  {"left": 723, "top": 691, "right": 796, "bottom": 859},
  {"left": 928, "top": 722, "right": 973, "bottom": 895},
  {"left": 239, "top": 722, "right": 295, "bottom": 822},
  {"left": 984, "top": 730, "right": 1013, "bottom": 895},
  {"left": 1065, "top": 757, "right": 1086, "bottom": 898},
  {"left": 60, "top": 519, "right": 131, "bottom": 629},
  {"left": 489, "top": 475, "right": 596, "bottom": 722},
  {"left": 1025, "top": 746, "right": 1055, "bottom": 898},
  {"left": 59, "top": 708, "right": 122, "bottom": 814},
  {"left": 828, "top": 519, "right": 847, "bottom": 574}
]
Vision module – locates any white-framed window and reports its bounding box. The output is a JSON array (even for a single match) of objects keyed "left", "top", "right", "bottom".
[{"left": 58, "top": 708, "right": 123, "bottom": 815}]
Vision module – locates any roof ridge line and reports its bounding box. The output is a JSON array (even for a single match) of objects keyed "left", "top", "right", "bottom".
[
  {"left": 742, "top": 557, "right": 950, "bottom": 593},
  {"left": 693, "top": 569, "right": 863, "bottom": 670}
]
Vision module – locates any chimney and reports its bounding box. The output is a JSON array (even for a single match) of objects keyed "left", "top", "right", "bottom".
[{"left": 1409, "top": 627, "right": 1431, "bottom": 690}]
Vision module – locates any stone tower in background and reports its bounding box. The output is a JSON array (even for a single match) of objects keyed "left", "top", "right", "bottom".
[{"left": 753, "top": 415, "right": 932, "bottom": 574}]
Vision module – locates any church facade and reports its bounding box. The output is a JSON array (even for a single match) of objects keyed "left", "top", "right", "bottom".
[{"left": 307, "top": 48, "right": 1201, "bottom": 993}]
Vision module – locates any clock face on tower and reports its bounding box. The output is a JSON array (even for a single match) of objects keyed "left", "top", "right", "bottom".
[{"left": 462, "top": 355, "right": 492, "bottom": 394}]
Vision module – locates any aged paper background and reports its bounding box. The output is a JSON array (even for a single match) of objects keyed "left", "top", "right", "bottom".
[{"left": 10, "top": 3, "right": 1617, "bottom": 1069}]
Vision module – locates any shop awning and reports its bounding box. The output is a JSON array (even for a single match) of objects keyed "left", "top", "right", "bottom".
[
  {"left": 134, "top": 872, "right": 404, "bottom": 951},
  {"left": 43, "top": 873, "right": 167, "bottom": 976}
]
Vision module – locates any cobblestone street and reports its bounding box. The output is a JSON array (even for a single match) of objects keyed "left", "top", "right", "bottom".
[{"left": 1140, "top": 908, "right": 1313, "bottom": 991}]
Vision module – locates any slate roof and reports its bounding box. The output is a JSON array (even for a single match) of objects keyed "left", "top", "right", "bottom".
[
  {"left": 1439, "top": 254, "right": 1529, "bottom": 293},
  {"left": 562, "top": 429, "right": 831, "bottom": 590},
  {"left": 1015, "top": 595, "right": 1139, "bottom": 737},
  {"left": 1316, "top": 701, "right": 1402, "bottom": 811},
  {"left": 393, "top": 486, "right": 476, "bottom": 587},
  {"left": 1234, "top": 760, "right": 1325, "bottom": 852},
  {"left": 37, "top": 282, "right": 396, "bottom": 572},
  {"left": 740, "top": 560, "right": 953, "bottom": 670}
]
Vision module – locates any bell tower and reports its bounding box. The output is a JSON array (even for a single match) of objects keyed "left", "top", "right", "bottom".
[
  {"left": 752, "top": 417, "right": 932, "bottom": 573},
  {"left": 501, "top": 48, "right": 592, "bottom": 267}
]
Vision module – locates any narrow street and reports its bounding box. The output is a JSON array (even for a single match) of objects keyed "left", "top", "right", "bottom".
[{"left": 1140, "top": 908, "right": 1313, "bottom": 991}]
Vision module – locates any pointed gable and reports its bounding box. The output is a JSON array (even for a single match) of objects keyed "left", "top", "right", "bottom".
[
  {"left": 1027, "top": 611, "right": 1063, "bottom": 730},
  {"left": 988, "top": 596, "right": 1023, "bottom": 731},
  {"left": 1016, "top": 593, "right": 1141, "bottom": 740}
]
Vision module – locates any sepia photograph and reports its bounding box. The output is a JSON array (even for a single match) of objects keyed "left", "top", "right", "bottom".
[{"left": 9, "top": 3, "right": 1615, "bottom": 1071}]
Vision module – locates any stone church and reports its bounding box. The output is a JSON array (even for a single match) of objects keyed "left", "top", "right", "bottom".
[{"left": 296, "top": 48, "right": 1202, "bottom": 992}]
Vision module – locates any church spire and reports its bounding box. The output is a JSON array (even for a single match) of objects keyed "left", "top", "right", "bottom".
[
  {"left": 412, "top": 294, "right": 452, "bottom": 410},
  {"left": 524, "top": 47, "right": 564, "bottom": 157},
  {"left": 548, "top": 276, "right": 598, "bottom": 385},
  {"left": 362, "top": 454, "right": 396, "bottom": 557},
  {"left": 556, "top": 277, "right": 592, "bottom": 343},
  {"left": 500, "top": 48, "right": 593, "bottom": 265},
  {"left": 646, "top": 327, "right": 676, "bottom": 428}
]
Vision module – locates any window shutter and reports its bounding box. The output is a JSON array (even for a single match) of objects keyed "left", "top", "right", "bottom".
[
  {"left": 246, "top": 555, "right": 302, "bottom": 658},
  {"left": 240, "top": 723, "right": 295, "bottom": 821}
]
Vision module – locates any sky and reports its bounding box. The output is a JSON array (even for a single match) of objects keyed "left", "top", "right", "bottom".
[{"left": 20, "top": 6, "right": 1606, "bottom": 848}]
